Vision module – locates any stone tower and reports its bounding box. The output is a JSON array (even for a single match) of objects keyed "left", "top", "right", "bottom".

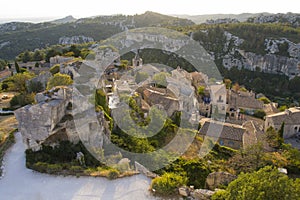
[{"left": 132, "top": 49, "right": 143, "bottom": 67}]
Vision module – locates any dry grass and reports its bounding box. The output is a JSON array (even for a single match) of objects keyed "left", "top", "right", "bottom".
[{"left": 0, "top": 115, "right": 18, "bottom": 141}]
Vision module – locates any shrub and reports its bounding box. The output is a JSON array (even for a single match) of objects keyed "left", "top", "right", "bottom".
[
  {"left": 1, "top": 83, "right": 8, "bottom": 91},
  {"left": 259, "top": 96, "right": 271, "bottom": 104},
  {"left": 47, "top": 164, "right": 63, "bottom": 174},
  {"left": 108, "top": 169, "right": 120, "bottom": 179},
  {"left": 49, "top": 64, "right": 60, "bottom": 75},
  {"left": 70, "top": 165, "right": 84, "bottom": 173},
  {"left": 135, "top": 71, "right": 149, "bottom": 84},
  {"left": 33, "top": 162, "right": 48, "bottom": 173},
  {"left": 197, "top": 86, "right": 205, "bottom": 96},
  {"left": 46, "top": 73, "right": 73, "bottom": 90},
  {"left": 211, "top": 189, "right": 229, "bottom": 200},
  {"left": 10, "top": 93, "right": 35, "bottom": 107},
  {"left": 151, "top": 173, "right": 187, "bottom": 195}
]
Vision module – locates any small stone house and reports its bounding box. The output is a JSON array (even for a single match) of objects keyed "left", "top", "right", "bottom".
[
  {"left": 265, "top": 107, "right": 300, "bottom": 139},
  {"left": 199, "top": 119, "right": 246, "bottom": 149},
  {"left": 228, "top": 90, "right": 263, "bottom": 118}
]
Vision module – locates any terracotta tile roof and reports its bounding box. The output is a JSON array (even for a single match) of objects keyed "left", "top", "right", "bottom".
[{"left": 200, "top": 119, "right": 245, "bottom": 142}]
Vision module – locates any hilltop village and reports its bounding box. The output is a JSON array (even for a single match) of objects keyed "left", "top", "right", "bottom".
[
  {"left": 11, "top": 52, "right": 300, "bottom": 152},
  {"left": 1, "top": 47, "right": 300, "bottom": 199}
]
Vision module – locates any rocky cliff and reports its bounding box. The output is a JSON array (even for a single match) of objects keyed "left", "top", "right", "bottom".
[{"left": 215, "top": 31, "right": 300, "bottom": 79}]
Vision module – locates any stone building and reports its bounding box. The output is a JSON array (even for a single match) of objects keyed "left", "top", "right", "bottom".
[
  {"left": 199, "top": 118, "right": 246, "bottom": 149},
  {"left": 14, "top": 86, "right": 111, "bottom": 150},
  {"left": 227, "top": 90, "right": 263, "bottom": 118},
  {"left": 210, "top": 84, "right": 227, "bottom": 121},
  {"left": 265, "top": 107, "right": 300, "bottom": 139},
  {"left": 132, "top": 50, "right": 143, "bottom": 67}
]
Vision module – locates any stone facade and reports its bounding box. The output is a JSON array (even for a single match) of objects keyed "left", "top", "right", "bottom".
[
  {"left": 265, "top": 107, "right": 300, "bottom": 139},
  {"left": 15, "top": 86, "right": 111, "bottom": 150}
]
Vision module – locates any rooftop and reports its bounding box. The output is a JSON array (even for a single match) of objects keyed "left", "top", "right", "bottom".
[
  {"left": 199, "top": 118, "right": 245, "bottom": 142},
  {"left": 266, "top": 107, "right": 300, "bottom": 125}
]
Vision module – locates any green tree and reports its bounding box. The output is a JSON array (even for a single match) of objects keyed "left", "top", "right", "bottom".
[
  {"left": 45, "top": 49, "right": 60, "bottom": 63},
  {"left": 32, "top": 50, "right": 44, "bottom": 61},
  {"left": 34, "top": 62, "right": 39, "bottom": 68},
  {"left": 1, "top": 83, "right": 8, "bottom": 91},
  {"left": 9, "top": 72, "right": 35, "bottom": 92},
  {"left": 265, "top": 127, "right": 283, "bottom": 149},
  {"left": 95, "top": 89, "right": 109, "bottom": 113},
  {"left": 216, "top": 166, "right": 300, "bottom": 200},
  {"left": 0, "top": 59, "right": 7, "bottom": 71},
  {"left": 14, "top": 61, "right": 20, "bottom": 73},
  {"left": 288, "top": 76, "right": 300, "bottom": 93},
  {"left": 279, "top": 122, "right": 285, "bottom": 140},
  {"left": 22, "top": 50, "right": 32, "bottom": 63},
  {"left": 69, "top": 45, "right": 81, "bottom": 57},
  {"left": 10, "top": 93, "right": 35, "bottom": 107},
  {"left": 135, "top": 71, "right": 149, "bottom": 84},
  {"left": 46, "top": 73, "right": 73, "bottom": 90},
  {"left": 153, "top": 72, "right": 170, "bottom": 88},
  {"left": 228, "top": 142, "right": 266, "bottom": 173}
]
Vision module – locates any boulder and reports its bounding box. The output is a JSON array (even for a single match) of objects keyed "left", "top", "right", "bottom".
[
  {"left": 178, "top": 186, "right": 190, "bottom": 197},
  {"left": 205, "top": 171, "right": 237, "bottom": 190},
  {"left": 191, "top": 189, "right": 215, "bottom": 200}
]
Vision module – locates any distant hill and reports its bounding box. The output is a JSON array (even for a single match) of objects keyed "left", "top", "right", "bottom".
[
  {"left": 0, "top": 11, "right": 194, "bottom": 60},
  {"left": 172, "top": 13, "right": 273, "bottom": 24},
  {"left": 50, "top": 15, "right": 77, "bottom": 24}
]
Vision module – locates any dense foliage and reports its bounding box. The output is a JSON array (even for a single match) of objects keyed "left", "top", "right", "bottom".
[
  {"left": 151, "top": 173, "right": 187, "bottom": 195},
  {"left": 212, "top": 166, "right": 300, "bottom": 200},
  {"left": 46, "top": 73, "right": 73, "bottom": 90}
]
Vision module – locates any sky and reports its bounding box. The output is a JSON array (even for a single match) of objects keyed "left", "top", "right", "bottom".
[{"left": 1, "top": 0, "right": 299, "bottom": 23}]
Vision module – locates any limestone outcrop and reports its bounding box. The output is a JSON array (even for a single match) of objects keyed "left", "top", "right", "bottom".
[
  {"left": 191, "top": 189, "right": 215, "bottom": 200},
  {"left": 220, "top": 31, "right": 300, "bottom": 79},
  {"left": 58, "top": 35, "right": 94, "bottom": 45},
  {"left": 205, "top": 171, "right": 237, "bottom": 190}
]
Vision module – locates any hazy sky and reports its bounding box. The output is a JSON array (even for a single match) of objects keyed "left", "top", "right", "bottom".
[{"left": 1, "top": 0, "right": 299, "bottom": 22}]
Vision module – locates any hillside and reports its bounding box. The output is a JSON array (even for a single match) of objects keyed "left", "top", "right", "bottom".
[
  {"left": 0, "top": 11, "right": 194, "bottom": 60},
  {"left": 173, "top": 12, "right": 300, "bottom": 26},
  {"left": 172, "top": 13, "right": 272, "bottom": 24}
]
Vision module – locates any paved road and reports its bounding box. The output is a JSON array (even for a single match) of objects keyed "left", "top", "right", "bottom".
[{"left": 0, "top": 132, "right": 158, "bottom": 200}]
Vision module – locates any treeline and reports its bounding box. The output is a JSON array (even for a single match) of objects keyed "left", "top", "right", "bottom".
[
  {"left": 15, "top": 43, "right": 95, "bottom": 63},
  {"left": 0, "top": 23, "right": 122, "bottom": 60}
]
